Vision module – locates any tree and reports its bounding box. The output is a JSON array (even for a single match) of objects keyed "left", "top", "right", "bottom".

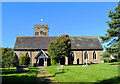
[
  {"left": 48, "top": 34, "right": 71, "bottom": 65},
  {"left": 100, "top": 3, "right": 120, "bottom": 62},
  {"left": 100, "top": 48, "right": 112, "bottom": 63},
  {"left": 47, "top": 41, "right": 57, "bottom": 65},
  {"left": 2, "top": 47, "right": 18, "bottom": 68}
]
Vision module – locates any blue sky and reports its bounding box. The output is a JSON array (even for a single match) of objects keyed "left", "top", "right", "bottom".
[{"left": 2, "top": 2, "right": 118, "bottom": 49}]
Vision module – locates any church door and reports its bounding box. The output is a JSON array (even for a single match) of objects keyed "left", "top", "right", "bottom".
[
  {"left": 77, "top": 58, "right": 79, "bottom": 65},
  {"left": 39, "top": 58, "right": 44, "bottom": 66}
]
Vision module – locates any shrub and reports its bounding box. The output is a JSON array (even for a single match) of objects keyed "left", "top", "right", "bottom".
[
  {"left": 103, "top": 57, "right": 112, "bottom": 63},
  {"left": 19, "top": 56, "right": 30, "bottom": 65},
  {"left": 100, "top": 52, "right": 111, "bottom": 63}
]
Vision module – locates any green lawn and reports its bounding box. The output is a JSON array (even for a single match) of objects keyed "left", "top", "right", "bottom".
[
  {"left": 45, "top": 62, "right": 120, "bottom": 83},
  {"left": 0, "top": 67, "right": 39, "bottom": 84}
]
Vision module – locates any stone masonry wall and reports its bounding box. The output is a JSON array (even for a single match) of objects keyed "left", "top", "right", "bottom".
[
  {"left": 14, "top": 50, "right": 103, "bottom": 66},
  {"left": 73, "top": 50, "right": 103, "bottom": 64}
]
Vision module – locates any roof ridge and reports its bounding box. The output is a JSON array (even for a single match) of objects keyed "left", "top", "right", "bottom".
[
  {"left": 17, "top": 36, "right": 58, "bottom": 38},
  {"left": 70, "top": 36, "right": 98, "bottom": 38},
  {"left": 17, "top": 36, "right": 98, "bottom": 38}
]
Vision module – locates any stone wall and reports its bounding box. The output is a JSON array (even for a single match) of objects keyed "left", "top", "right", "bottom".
[
  {"left": 14, "top": 51, "right": 39, "bottom": 66},
  {"left": 72, "top": 50, "right": 103, "bottom": 64},
  {"left": 14, "top": 50, "right": 103, "bottom": 66}
]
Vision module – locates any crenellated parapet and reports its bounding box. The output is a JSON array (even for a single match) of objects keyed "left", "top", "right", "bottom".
[{"left": 34, "top": 24, "right": 48, "bottom": 30}]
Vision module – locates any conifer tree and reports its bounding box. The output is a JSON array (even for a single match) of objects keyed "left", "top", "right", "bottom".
[
  {"left": 100, "top": 3, "right": 120, "bottom": 62},
  {"left": 2, "top": 47, "right": 18, "bottom": 68}
]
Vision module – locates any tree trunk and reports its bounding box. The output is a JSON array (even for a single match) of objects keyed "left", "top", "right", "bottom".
[{"left": 107, "top": 58, "right": 109, "bottom": 63}]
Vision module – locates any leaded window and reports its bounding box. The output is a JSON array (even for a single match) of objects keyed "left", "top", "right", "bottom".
[
  {"left": 40, "top": 31, "right": 43, "bottom": 35},
  {"left": 93, "top": 51, "right": 96, "bottom": 59},
  {"left": 26, "top": 52, "right": 29, "bottom": 56},
  {"left": 84, "top": 51, "right": 88, "bottom": 59}
]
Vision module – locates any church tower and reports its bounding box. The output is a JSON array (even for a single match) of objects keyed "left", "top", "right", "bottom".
[{"left": 34, "top": 24, "right": 49, "bottom": 36}]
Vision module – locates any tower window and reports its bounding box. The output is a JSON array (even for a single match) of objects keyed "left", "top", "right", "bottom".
[
  {"left": 40, "top": 31, "right": 43, "bottom": 35},
  {"left": 44, "top": 32, "right": 47, "bottom": 35},
  {"left": 93, "top": 51, "right": 96, "bottom": 59},
  {"left": 44, "top": 28, "right": 47, "bottom": 31},
  {"left": 35, "top": 32, "right": 39, "bottom": 35},
  {"left": 43, "top": 32, "right": 45, "bottom": 35},
  {"left": 84, "top": 51, "right": 88, "bottom": 59}
]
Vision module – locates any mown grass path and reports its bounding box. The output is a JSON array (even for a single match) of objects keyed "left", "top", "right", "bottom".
[{"left": 36, "top": 67, "right": 57, "bottom": 84}]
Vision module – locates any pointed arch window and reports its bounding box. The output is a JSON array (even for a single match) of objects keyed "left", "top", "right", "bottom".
[
  {"left": 93, "top": 51, "right": 96, "bottom": 59},
  {"left": 44, "top": 32, "right": 47, "bottom": 35},
  {"left": 71, "top": 52, "right": 74, "bottom": 61},
  {"left": 40, "top": 31, "right": 43, "bottom": 35},
  {"left": 26, "top": 52, "right": 29, "bottom": 56},
  {"left": 84, "top": 51, "right": 88, "bottom": 59}
]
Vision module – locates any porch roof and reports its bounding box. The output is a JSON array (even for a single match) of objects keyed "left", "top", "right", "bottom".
[{"left": 35, "top": 49, "right": 48, "bottom": 59}]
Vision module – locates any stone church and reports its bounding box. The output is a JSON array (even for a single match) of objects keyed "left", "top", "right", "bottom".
[{"left": 14, "top": 24, "right": 103, "bottom": 67}]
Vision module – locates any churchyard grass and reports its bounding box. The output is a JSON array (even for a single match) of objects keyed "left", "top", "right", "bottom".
[
  {"left": 0, "top": 66, "right": 39, "bottom": 84},
  {"left": 45, "top": 62, "right": 119, "bottom": 83}
]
